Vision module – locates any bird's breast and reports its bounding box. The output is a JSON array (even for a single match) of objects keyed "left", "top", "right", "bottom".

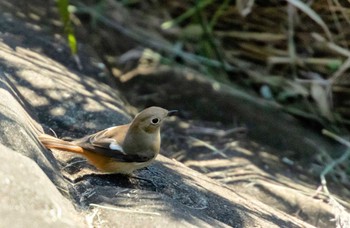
[{"left": 103, "top": 159, "right": 155, "bottom": 174}]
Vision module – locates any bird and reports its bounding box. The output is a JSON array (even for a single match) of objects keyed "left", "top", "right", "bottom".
[{"left": 38, "top": 106, "right": 177, "bottom": 174}]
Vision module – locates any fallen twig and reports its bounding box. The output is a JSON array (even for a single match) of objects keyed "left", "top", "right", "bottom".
[{"left": 89, "top": 203, "right": 161, "bottom": 216}]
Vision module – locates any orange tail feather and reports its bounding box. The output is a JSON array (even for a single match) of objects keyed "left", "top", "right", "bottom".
[{"left": 38, "top": 134, "right": 84, "bottom": 154}]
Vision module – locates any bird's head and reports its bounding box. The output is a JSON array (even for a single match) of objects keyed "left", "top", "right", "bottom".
[{"left": 131, "top": 106, "right": 177, "bottom": 133}]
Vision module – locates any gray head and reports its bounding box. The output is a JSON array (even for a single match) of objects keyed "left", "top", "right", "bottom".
[{"left": 131, "top": 106, "right": 177, "bottom": 133}]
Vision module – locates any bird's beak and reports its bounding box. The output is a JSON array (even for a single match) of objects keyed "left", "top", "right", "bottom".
[{"left": 167, "top": 110, "right": 178, "bottom": 117}]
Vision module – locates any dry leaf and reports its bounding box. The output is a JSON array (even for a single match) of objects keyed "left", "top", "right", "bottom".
[
  {"left": 310, "top": 82, "right": 333, "bottom": 121},
  {"left": 236, "top": 0, "right": 255, "bottom": 17}
]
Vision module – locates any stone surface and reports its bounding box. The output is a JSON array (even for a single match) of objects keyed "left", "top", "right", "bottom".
[{"left": 0, "top": 145, "right": 84, "bottom": 228}]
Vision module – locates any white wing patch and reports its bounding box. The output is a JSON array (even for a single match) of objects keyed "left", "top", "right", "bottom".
[{"left": 109, "top": 142, "right": 126, "bottom": 154}]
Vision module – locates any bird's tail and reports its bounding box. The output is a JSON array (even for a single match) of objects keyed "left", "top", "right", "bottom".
[{"left": 38, "top": 134, "right": 84, "bottom": 154}]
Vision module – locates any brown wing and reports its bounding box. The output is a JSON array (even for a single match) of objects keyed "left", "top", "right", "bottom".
[{"left": 73, "top": 124, "right": 151, "bottom": 162}]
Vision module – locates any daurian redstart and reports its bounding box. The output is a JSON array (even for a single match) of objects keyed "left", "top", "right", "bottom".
[{"left": 38, "top": 107, "right": 176, "bottom": 174}]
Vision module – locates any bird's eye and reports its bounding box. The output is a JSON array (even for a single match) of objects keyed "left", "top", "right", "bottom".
[{"left": 151, "top": 118, "right": 160, "bottom": 124}]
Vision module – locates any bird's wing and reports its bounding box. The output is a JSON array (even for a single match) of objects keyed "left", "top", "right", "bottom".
[{"left": 74, "top": 126, "right": 150, "bottom": 162}]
